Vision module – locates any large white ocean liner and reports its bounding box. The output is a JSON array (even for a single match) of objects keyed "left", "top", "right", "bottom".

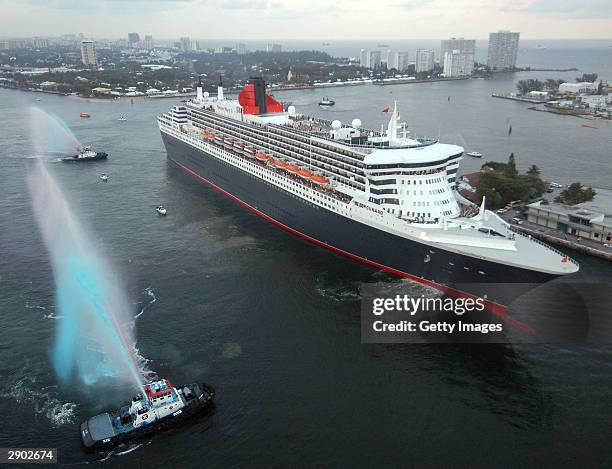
[{"left": 158, "top": 77, "right": 578, "bottom": 309}]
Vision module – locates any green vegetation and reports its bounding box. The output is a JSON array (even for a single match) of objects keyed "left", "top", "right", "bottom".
[
  {"left": 516, "top": 78, "right": 565, "bottom": 95},
  {"left": 476, "top": 154, "right": 547, "bottom": 209},
  {"left": 554, "top": 182, "right": 596, "bottom": 205},
  {"left": 577, "top": 73, "right": 597, "bottom": 83}
]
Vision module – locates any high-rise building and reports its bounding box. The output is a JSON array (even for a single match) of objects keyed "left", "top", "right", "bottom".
[
  {"left": 368, "top": 50, "right": 382, "bottom": 69},
  {"left": 266, "top": 43, "right": 282, "bottom": 53},
  {"left": 386, "top": 51, "right": 410, "bottom": 71},
  {"left": 143, "top": 35, "right": 153, "bottom": 50},
  {"left": 128, "top": 32, "right": 140, "bottom": 48},
  {"left": 487, "top": 30, "right": 520, "bottom": 70},
  {"left": 180, "top": 37, "right": 191, "bottom": 52},
  {"left": 359, "top": 49, "right": 368, "bottom": 68},
  {"left": 443, "top": 50, "right": 473, "bottom": 77},
  {"left": 32, "top": 37, "right": 49, "bottom": 49},
  {"left": 415, "top": 49, "right": 435, "bottom": 73},
  {"left": 80, "top": 40, "right": 98, "bottom": 66},
  {"left": 441, "top": 38, "right": 475, "bottom": 75},
  {"left": 237, "top": 43, "right": 246, "bottom": 55}
]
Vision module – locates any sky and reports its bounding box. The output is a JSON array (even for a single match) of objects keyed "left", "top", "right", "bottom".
[{"left": 1, "top": 0, "right": 611, "bottom": 39}]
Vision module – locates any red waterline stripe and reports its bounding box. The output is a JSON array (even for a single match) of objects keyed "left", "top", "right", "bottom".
[{"left": 169, "top": 157, "right": 534, "bottom": 334}]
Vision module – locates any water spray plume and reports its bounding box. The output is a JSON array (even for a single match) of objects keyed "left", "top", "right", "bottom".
[
  {"left": 28, "top": 110, "right": 145, "bottom": 395},
  {"left": 29, "top": 107, "right": 81, "bottom": 156}
]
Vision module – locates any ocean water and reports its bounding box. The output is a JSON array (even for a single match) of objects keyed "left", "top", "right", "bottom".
[{"left": 1, "top": 67, "right": 612, "bottom": 466}]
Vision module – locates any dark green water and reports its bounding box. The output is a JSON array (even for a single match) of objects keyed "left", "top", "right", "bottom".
[{"left": 1, "top": 72, "right": 612, "bottom": 467}]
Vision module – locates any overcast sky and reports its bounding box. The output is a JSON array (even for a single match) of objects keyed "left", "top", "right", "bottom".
[{"left": 1, "top": 0, "right": 611, "bottom": 39}]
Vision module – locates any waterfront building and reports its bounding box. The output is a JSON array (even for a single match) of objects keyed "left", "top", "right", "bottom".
[
  {"left": 443, "top": 50, "right": 471, "bottom": 77},
  {"left": 128, "top": 32, "right": 140, "bottom": 48},
  {"left": 527, "top": 190, "right": 612, "bottom": 244},
  {"left": 441, "top": 38, "right": 475, "bottom": 75},
  {"left": 387, "top": 51, "right": 410, "bottom": 72},
  {"left": 80, "top": 40, "right": 98, "bottom": 66},
  {"left": 0, "top": 41, "right": 8, "bottom": 50},
  {"left": 369, "top": 50, "right": 382, "bottom": 69},
  {"left": 559, "top": 82, "right": 597, "bottom": 94},
  {"left": 487, "top": 31, "right": 520, "bottom": 70},
  {"left": 360, "top": 49, "right": 369, "bottom": 68},
  {"left": 415, "top": 49, "right": 435, "bottom": 73}
]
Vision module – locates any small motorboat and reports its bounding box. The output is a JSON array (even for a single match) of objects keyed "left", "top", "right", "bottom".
[
  {"left": 118, "top": 115, "right": 127, "bottom": 121},
  {"left": 80, "top": 378, "right": 214, "bottom": 452},
  {"left": 466, "top": 151, "right": 483, "bottom": 158},
  {"left": 156, "top": 205, "right": 167, "bottom": 216},
  {"left": 318, "top": 97, "right": 335, "bottom": 106},
  {"left": 80, "top": 112, "right": 90, "bottom": 118},
  {"left": 100, "top": 173, "right": 109, "bottom": 182},
  {"left": 35, "top": 98, "right": 42, "bottom": 101}
]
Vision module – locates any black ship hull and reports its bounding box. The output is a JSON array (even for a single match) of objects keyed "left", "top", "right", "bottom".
[
  {"left": 161, "top": 132, "right": 559, "bottom": 310},
  {"left": 62, "top": 152, "right": 108, "bottom": 162},
  {"left": 80, "top": 383, "right": 214, "bottom": 453}
]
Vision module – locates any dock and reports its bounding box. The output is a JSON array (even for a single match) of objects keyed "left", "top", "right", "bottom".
[{"left": 492, "top": 93, "right": 550, "bottom": 104}]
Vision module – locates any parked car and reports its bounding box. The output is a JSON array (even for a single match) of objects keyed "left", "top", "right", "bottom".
[{"left": 511, "top": 217, "right": 523, "bottom": 225}]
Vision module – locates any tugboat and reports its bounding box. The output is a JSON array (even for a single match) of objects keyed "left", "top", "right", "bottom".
[
  {"left": 318, "top": 97, "right": 335, "bottom": 107},
  {"left": 156, "top": 205, "right": 167, "bottom": 216},
  {"left": 80, "top": 378, "right": 215, "bottom": 452},
  {"left": 80, "top": 112, "right": 90, "bottom": 118},
  {"left": 62, "top": 145, "right": 108, "bottom": 162},
  {"left": 466, "top": 151, "right": 483, "bottom": 158}
]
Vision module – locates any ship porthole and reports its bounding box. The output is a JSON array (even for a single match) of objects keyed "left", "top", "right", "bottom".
[{"left": 424, "top": 254, "right": 431, "bottom": 263}]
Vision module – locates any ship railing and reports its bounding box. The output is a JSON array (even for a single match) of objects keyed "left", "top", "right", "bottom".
[
  {"left": 508, "top": 225, "right": 580, "bottom": 266},
  {"left": 173, "top": 125, "right": 353, "bottom": 205}
]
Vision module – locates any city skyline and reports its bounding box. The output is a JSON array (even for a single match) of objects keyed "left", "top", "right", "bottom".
[{"left": 0, "top": 0, "right": 610, "bottom": 39}]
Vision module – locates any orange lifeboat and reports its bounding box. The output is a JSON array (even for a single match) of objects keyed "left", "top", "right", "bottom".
[
  {"left": 255, "top": 152, "right": 269, "bottom": 161},
  {"left": 297, "top": 169, "right": 314, "bottom": 179},
  {"left": 207, "top": 133, "right": 216, "bottom": 141},
  {"left": 285, "top": 165, "right": 299, "bottom": 173},
  {"left": 311, "top": 175, "right": 329, "bottom": 185},
  {"left": 273, "top": 160, "right": 287, "bottom": 168}
]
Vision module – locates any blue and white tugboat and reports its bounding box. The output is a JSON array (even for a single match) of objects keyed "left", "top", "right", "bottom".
[
  {"left": 62, "top": 145, "right": 108, "bottom": 162},
  {"left": 80, "top": 378, "right": 214, "bottom": 452}
]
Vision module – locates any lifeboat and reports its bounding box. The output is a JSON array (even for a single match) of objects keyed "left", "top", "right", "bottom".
[
  {"left": 255, "top": 152, "right": 270, "bottom": 162},
  {"left": 311, "top": 175, "right": 329, "bottom": 185},
  {"left": 297, "top": 169, "right": 314, "bottom": 179},
  {"left": 245, "top": 147, "right": 256, "bottom": 158},
  {"left": 207, "top": 133, "right": 216, "bottom": 141},
  {"left": 285, "top": 165, "right": 300, "bottom": 174},
  {"left": 272, "top": 160, "right": 287, "bottom": 168}
]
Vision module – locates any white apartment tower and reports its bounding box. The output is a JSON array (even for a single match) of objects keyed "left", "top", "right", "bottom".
[
  {"left": 415, "top": 49, "right": 435, "bottom": 73},
  {"left": 387, "top": 51, "right": 410, "bottom": 71},
  {"left": 443, "top": 50, "right": 472, "bottom": 77},
  {"left": 80, "top": 40, "right": 98, "bottom": 66},
  {"left": 487, "top": 31, "right": 520, "bottom": 70},
  {"left": 441, "top": 38, "right": 475, "bottom": 76},
  {"left": 360, "top": 49, "right": 369, "bottom": 68}
]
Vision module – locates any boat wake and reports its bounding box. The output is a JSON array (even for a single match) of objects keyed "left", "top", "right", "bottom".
[{"left": 1, "top": 376, "right": 77, "bottom": 427}]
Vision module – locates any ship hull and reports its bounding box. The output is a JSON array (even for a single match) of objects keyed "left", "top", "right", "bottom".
[
  {"left": 161, "top": 132, "right": 558, "bottom": 308},
  {"left": 80, "top": 383, "right": 214, "bottom": 452},
  {"left": 62, "top": 152, "right": 108, "bottom": 162}
]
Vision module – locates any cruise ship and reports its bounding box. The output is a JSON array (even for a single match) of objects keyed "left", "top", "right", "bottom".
[{"left": 158, "top": 78, "right": 579, "bottom": 310}]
